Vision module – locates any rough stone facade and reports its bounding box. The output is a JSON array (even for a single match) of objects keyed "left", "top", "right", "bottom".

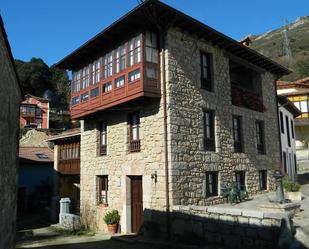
[
  {"left": 166, "top": 28, "right": 281, "bottom": 206},
  {"left": 0, "top": 18, "right": 21, "bottom": 249},
  {"left": 79, "top": 27, "right": 282, "bottom": 233},
  {"left": 80, "top": 100, "right": 167, "bottom": 233}
]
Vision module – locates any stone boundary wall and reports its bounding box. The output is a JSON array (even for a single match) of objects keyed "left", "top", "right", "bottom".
[
  {"left": 59, "top": 213, "right": 81, "bottom": 230},
  {"left": 171, "top": 205, "right": 293, "bottom": 248}
]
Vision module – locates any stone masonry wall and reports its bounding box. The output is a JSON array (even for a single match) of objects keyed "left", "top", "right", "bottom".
[
  {"left": 165, "top": 28, "right": 281, "bottom": 206},
  {"left": 0, "top": 24, "right": 21, "bottom": 249},
  {"left": 80, "top": 100, "right": 167, "bottom": 232},
  {"left": 171, "top": 205, "right": 292, "bottom": 248}
]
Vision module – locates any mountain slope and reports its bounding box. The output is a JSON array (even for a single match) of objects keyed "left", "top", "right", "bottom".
[{"left": 249, "top": 16, "right": 309, "bottom": 81}]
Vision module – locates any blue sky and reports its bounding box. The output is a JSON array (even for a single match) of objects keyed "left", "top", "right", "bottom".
[{"left": 1, "top": 0, "right": 308, "bottom": 66}]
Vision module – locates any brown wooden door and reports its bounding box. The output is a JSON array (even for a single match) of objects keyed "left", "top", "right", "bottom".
[{"left": 130, "top": 176, "right": 143, "bottom": 233}]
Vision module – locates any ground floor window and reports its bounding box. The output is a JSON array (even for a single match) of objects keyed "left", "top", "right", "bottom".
[
  {"left": 259, "top": 170, "right": 267, "bottom": 190},
  {"left": 205, "top": 171, "right": 218, "bottom": 197},
  {"left": 97, "top": 176, "right": 108, "bottom": 205},
  {"left": 235, "top": 171, "right": 246, "bottom": 190}
]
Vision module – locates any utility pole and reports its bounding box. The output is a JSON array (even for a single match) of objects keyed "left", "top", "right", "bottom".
[{"left": 281, "top": 17, "right": 292, "bottom": 66}]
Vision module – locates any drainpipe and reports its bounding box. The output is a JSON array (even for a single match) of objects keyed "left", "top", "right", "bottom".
[{"left": 160, "top": 32, "right": 170, "bottom": 239}]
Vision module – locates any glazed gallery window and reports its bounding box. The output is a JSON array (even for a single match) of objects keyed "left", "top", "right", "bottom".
[
  {"left": 115, "top": 76, "right": 125, "bottom": 88},
  {"left": 145, "top": 32, "right": 158, "bottom": 63},
  {"left": 71, "top": 96, "right": 79, "bottom": 106},
  {"left": 259, "top": 170, "right": 267, "bottom": 190},
  {"left": 200, "top": 51, "right": 213, "bottom": 91},
  {"left": 233, "top": 115, "right": 243, "bottom": 153},
  {"left": 128, "top": 69, "right": 141, "bottom": 82},
  {"left": 203, "top": 110, "right": 215, "bottom": 151},
  {"left": 90, "top": 87, "right": 99, "bottom": 98},
  {"left": 99, "top": 121, "right": 107, "bottom": 156},
  {"left": 205, "top": 171, "right": 218, "bottom": 197},
  {"left": 97, "top": 175, "right": 108, "bottom": 205},
  {"left": 256, "top": 120, "right": 265, "bottom": 154},
  {"left": 103, "top": 82, "right": 112, "bottom": 93}
]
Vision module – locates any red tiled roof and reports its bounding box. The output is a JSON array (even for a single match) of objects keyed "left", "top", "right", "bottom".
[
  {"left": 19, "top": 146, "right": 54, "bottom": 163},
  {"left": 277, "top": 77, "right": 309, "bottom": 89}
]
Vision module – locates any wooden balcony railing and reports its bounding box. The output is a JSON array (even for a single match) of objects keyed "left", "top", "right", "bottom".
[
  {"left": 231, "top": 85, "right": 265, "bottom": 112},
  {"left": 58, "top": 159, "right": 80, "bottom": 175},
  {"left": 130, "top": 140, "right": 141, "bottom": 152}
]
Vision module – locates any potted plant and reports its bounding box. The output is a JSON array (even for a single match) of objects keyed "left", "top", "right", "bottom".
[
  {"left": 103, "top": 210, "right": 120, "bottom": 234},
  {"left": 284, "top": 178, "right": 302, "bottom": 201}
]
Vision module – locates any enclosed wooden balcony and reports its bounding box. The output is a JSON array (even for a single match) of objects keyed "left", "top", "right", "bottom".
[
  {"left": 58, "top": 142, "right": 80, "bottom": 175},
  {"left": 69, "top": 32, "right": 160, "bottom": 119}
]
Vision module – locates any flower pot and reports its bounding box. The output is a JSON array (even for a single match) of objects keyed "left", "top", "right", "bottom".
[
  {"left": 285, "top": 191, "right": 302, "bottom": 201},
  {"left": 107, "top": 223, "right": 118, "bottom": 234}
]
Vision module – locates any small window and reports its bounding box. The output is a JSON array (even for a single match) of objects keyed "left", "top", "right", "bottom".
[
  {"left": 294, "top": 154, "right": 297, "bottom": 174},
  {"left": 200, "top": 51, "right": 213, "bottom": 91},
  {"left": 203, "top": 110, "right": 215, "bottom": 151},
  {"left": 233, "top": 116, "right": 243, "bottom": 153},
  {"left": 235, "top": 171, "right": 246, "bottom": 190},
  {"left": 97, "top": 175, "right": 108, "bottom": 205},
  {"left": 103, "top": 82, "right": 112, "bottom": 93},
  {"left": 129, "top": 112, "right": 140, "bottom": 152},
  {"left": 71, "top": 96, "right": 79, "bottom": 106},
  {"left": 81, "top": 92, "right": 89, "bottom": 102},
  {"left": 291, "top": 120, "right": 295, "bottom": 139},
  {"left": 205, "top": 171, "right": 218, "bottom": 197},
  {"left": 115, "top": 76, "right": 125, "bottom": 88},
  {"left": 259, "top": 170, "right": 267, "bottom": 190},
  {"left": 35, "top": 153, "right": 48, "bottom": 159},
  {"left": 90, "top": 87, "right": 99, "bottom": 98},
  {"left": 283, "top": 151, "right": 287, "bottom": 173},
  {"left": 128, "top": 69, "right": 141, "bottom": 82},
  {"left": 285, "top": 116, "right": 291, "bottom": 147},
  {"left": 280, "top": 111, "right": 284, "bottom": 134},
  {"left": 256, "top": 120, "right": 265, "bottom": 154},
  {"left": 99, "top": 122, "right": 107, "bottom": 156}
]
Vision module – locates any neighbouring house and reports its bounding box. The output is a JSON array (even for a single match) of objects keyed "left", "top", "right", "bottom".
[
  {"left": 20, "top": 94, "right": 50, "bottom": 129},
  {"left": 277, "top": 77, "right": 309, "bottom": 172},
  {"left": 56, "top": 0, "right": 290, "bottom": 236},
  {"left": 0, "top": 15, "right": 22, "bottom": 249},
  {"left": 18, "top": 147, "right": 54, "bottom": 215},
  {"left": 47, "top": 128, "right": 81, "bottom": 216},
  {"left": 278, "top": 95, "right": 301, "bottom": 180}
]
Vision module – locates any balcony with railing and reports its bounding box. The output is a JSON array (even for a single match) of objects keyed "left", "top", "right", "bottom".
[
  {"left": 70, "top": 32, "right": 160, "bottom": 119},
  {"left": 58, "top": 143, "right": 80, "bottom": 175},
  {"left": 231, "top": 85, "right": 265, "bottom": 112},
  {"left": 230, "top": 60, "right": 264, "bottom": 112}
]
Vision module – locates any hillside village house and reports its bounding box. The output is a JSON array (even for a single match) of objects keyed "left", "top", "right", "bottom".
[
  {"left": 56, "top": 0, "right": 290, "bottom": 234},
  {"left": 0, "top": 15, "right": 22, "bottom": 249},
  {"left": 47, "top": 128, "right": 81, "bottom": 216},
  {"left": 278, "top": 96, "right": 301, "bottom": 180},
  {"left": 277, "top": 77, "right": 309, "bottom": 172},
  {"left": 20, "top": 94, "right": 50, "bottom": 129}
]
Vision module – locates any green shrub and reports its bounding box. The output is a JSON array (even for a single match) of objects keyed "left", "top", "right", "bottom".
[
  {"left": 283, "top": 178, "right": 301, "bottom": 192},
  {"left": 103, "top": 210, "right": 120, "bottom": 225}
]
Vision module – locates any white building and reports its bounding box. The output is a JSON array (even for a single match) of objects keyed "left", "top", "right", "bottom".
[{"left": 278, "top": 95, "right": 301, "bottom": 180}]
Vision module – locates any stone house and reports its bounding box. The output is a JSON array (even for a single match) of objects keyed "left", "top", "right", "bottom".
[
  {"left": 47, "top": 128, "right": 81, "bottom": 217},
  {"left": 277, "top": 77, "right": 309, "bottom": 172},
  {"left": 56, "top": 0, "right": 290, "bottom": 234},
  {"left": 20, "top": 94, "right": 50, "bottom": 129},
  {"left": 0, "top": 15, "right": 22, "bottom": 249},
  {"left": 277, "top": 96, "right": 301, "bottom": 180}
]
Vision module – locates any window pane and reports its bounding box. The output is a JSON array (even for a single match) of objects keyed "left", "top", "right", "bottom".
[{"left": 301, "top": 101, "right": 308, "bottom": 112}]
